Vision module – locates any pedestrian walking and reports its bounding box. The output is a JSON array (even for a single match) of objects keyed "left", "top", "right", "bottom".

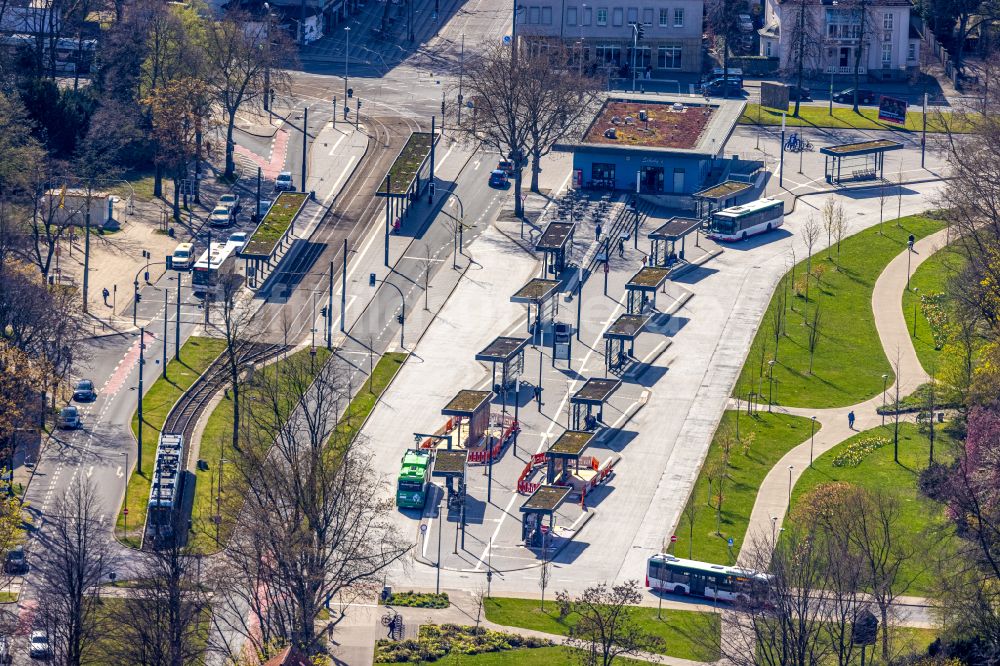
[
  {"left": 618, "top": 237, "right": 625, "bottom": 257},
  {"left": 848, "top": 411, "right": 855, "bottom": 429},
  {"left": 595, "top": 223, "right": 602, "bottom": 241}
]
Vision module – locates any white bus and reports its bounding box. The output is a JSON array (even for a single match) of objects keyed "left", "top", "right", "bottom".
[
  {"left": 191, "top": 242, "right": 239, "bottom": 295},
  {"left": 646, "top": 554, "right": 770, "bottom": 604},
  {"left": 707, "top": 198, "right": 784, "bottom": 242}
]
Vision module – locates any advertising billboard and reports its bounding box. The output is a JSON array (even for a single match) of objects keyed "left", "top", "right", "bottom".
[
  {"left": 761, "top": 82, "right": 790, "bottom": 111},
  {"left": 878, "top": 96, "right": 908, "bottom": 125}
]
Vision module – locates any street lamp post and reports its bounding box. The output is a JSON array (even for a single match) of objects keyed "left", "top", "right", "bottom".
[
  {"left": 771, "top": 515, "right": 777, "bottom": 542},
  {"left": 371, "top": 275, "right": 406, "bottom": 349},
  {"left": 788, "top": 465, "right": 794, "bottom": 506},
  {"left": 768, "top": 360, "right": 775, "bottom": 411},
  {"left": 121, "top": 451, "right": 129, "bottom": 538},
  {"left": 809, "top": 416, "right": 817, "bottom": 466},
  {"left": 344, "top": 27, "right": 350, "bottom": 117},
  {"left": 263, "top": 3, "right": 272, "bottom": 112},
  {"left": 912, "top": 287, "right": 920, "bottom": 336},
  {"left": 445, "top": 193, "right": 466, "bottom": 268},
  {"left": 881, "top": 373, "right": 889, "bottom": 426}
]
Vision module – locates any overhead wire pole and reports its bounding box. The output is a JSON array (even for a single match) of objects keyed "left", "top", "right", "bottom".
[
  {"left": 327, "top": 260, "right": 334, "bottom": 349},
  {"left": 340, "top": 239, "right": 347, "bottom": 333},
  {"left": 301, "top": 106, "right": 308, "bottom": 193},
  {"left": 174, "top": 272, "right": 181, "bottom": 360}
]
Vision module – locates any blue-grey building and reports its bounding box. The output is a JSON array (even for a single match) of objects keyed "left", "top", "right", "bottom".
[{"left": 558, "top": 94, "right": 753, "bottom": 210}]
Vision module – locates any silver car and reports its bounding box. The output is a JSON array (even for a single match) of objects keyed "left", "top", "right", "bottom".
[{"left": 28, "top": 631, "right": 49, "bottom": 659}]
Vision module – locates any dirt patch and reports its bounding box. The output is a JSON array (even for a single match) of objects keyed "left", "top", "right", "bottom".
[{"left": 583, "top": 101, "right": 714, "bottom": 150}]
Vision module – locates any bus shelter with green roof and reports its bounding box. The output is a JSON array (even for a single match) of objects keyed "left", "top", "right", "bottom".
[
  {"left": 520, "top": 484, "right": 572, "bottom": 548},
  {"left": 535, "top": 220, "right": 576, "bottom": 277},
  {"left": 693, "top": 180, "right": 754, "bottom": 219},
  {"left": 476, "top": 335, "right": 529, "bottom": 393},
  {"left": 570, "top": 377, "right": 622, "bottom": 430},
  {"left": 604, "top": 313, "right": 651, "bottom": 372},
  {"left": 432, "top": 448, "right": 468, "bottom": 547},
  {"left": 821, "top": 139, "right": 903, "bottom": 184},
  {"left": 648, "top": 217, "right": 701, "bottom": 267},
  {"left": 625, "top": 267, "right": 670, "bottom": 314},
  {"left": 545, "top": 430, "right": 595, "bottom": 484},
  {"left": 441, "top": 389, "right": 494, "bottom": 448},
  {"left": 511, "top": 277, "right": 561, "bottom": 342}
]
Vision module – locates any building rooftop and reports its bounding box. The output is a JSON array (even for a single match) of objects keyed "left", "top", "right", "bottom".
[
  {"left": 627, "top": 266, "right": 671, "bottom": 290},
  {"left": 649, "top": 217, "right": 702, "bottom": 241},
  {"left": 511, "top": 278, "right": 561, "bottom": 303},
  {"left": 567, "top": 94, "right": 746, "bottom": 157},
  {"left": 520, "top": 484, "right": 572, "bottom": 513},
  {"left": 536, "top": 221, "right": 575, "bottom": 251},
  {"left": 548, "top": 430, "right": 595, "bottom": 457},
  {"left": 604, "top": 313, "right": 651, "bottom": 339},
  {"left": 572, "top": 378, "right": 622, "bottom": 404},
  {"left": 442, "top": 389, "right": 493, "bottom": 416},
  {"left": 433, "top": 449, "right": 468, "bottom": 477},
  {"left": 476, "top": 336, "right": 529, "bottom": 363},
  {"left": 694, "top": 180, "right": 752, "bottom": 200}
]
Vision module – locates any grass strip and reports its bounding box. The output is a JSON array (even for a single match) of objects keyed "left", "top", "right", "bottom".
[
  {"left": 414, "top": 646, "right": 649, "bottom": 665},
  {"left": 671, "top": 410, "right": 815, "bottom": 565},
  {"left": 188, "top": 347, "right": 330, "bottom": 554},
  {"left": 333, "top": 351, "right": 407, "bottom": 442},
  {"left": 736, "top": 214, "right": 945, "bottom": 409},
  {"left": 900, "top": 243, "right": 967, "bottom": 375},
  {"left": 739, "top": 104, "right": 972, "bottom": 133},
  {"left": 244, "top": 191, "right": 308, "bottom": 256},
  {"left": 790, "top": 422, "right": 956, "bottom": 597},
  {"left": 387, "top": 133, "right": 433, "bottom": 194},
  {"left": 117, "top": 337, "right": 227, "bottom": 549},
  {"left": 483, "top": 597, "right": 720, "bottom": 662}
]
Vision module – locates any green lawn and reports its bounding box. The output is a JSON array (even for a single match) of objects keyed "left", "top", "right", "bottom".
[
  {"left": 87, "top": 597, "right": 210, "bottom": 664},
  {"left": 736, "top": 215, "right": 945, "bottom": 408},
  {"left": 117, "top": 337, "right": 227, "bottom": 548},
  {"left": 672, "top": 411, "right": 815, "bottom": 565},
  {"left": 900, "top": 243, "right": 966, "bottom": 375},
  {"left": 483, "top": 597, "right": 720, "bottom": 662},
  {"left": 189, "top": 347, "right": 330, "bottom": 554},
  {"left": 740, "top": 104, "right": 970, "bottom": 133},
  {"left": 790, "top": 422, "right": 955, "bottom": 597}
]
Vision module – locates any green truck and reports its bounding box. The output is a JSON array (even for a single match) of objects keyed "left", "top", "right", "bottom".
[{"left": 396, "top": 448, "right": 432, "bottom": 509}]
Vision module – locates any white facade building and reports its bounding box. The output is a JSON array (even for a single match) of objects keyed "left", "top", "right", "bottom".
[{"left": 758, "top": 0, "right": 922, "bottom": 81}]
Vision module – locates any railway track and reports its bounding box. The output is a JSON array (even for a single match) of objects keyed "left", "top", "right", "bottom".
[{"left": 161, "top": 341, "right": 288, "bottom": 448}]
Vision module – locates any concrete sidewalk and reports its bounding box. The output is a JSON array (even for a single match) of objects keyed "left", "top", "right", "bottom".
[{"left": 739, "top": 227, "right": 950, "bottom": 566}]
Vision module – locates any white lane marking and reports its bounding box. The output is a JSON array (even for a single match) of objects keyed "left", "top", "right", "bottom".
[
  {"left": 323, "top": 156, "right": 358, "bottom": 207},
  {"left": 327, "top": 132, "right": 347, "bottom": 157}
]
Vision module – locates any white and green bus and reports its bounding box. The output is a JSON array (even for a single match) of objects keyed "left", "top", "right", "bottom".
[
  {"left": 707, "top": 198, "right": 784, "bottom": 242},
  {"left": 646, "top": 554, "right": 770, "bottom": 604}
]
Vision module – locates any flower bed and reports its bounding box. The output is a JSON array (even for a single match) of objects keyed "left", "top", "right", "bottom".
[
  {"left": 919, "top": 292, "right": 948, "bottom": 350},
  {"left": 374, "top": 624, "right": 553, "bottom": 663},
  {"left": 380, "top": 591, "right": 450, "bottom": 608},
  {"left": 832, "top": 436, "right": 889, "bottom": 468},
  {"left": 243, "top": 191, "right": 308, "bottom": 257}
]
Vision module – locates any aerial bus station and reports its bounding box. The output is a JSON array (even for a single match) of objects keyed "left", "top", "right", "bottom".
[
  {"left": 416, "top": 389, "right": 518, "bottom": 464},
  {"left": 511, "top": 277, "right": 561, "bottom": 342},
  {"left": 693, "top": 180, "right": 754, "bottom": 220},
  {"left": 604, "top": 313, "right": 652, "bottom": 373},
  {"left": 647, "top": 217, "right": 702, "bottom": 267},
  {"left": 520, "top": 484, "right": 572, "bottom": 549},
  {"left": 570, "top": 378, "right": 622, "bottom": 431},
  {"left": 535, "top": 220, "right": 576, "bottom": 277},
  {"left": 625, "top": 267, "right": 671, "bottom": 314},
  {"left": 820, "top": 139, "right": 903, "bottom": 185},
  {"left": 475, "top": 335, "right": 529, "bottom": 394}
]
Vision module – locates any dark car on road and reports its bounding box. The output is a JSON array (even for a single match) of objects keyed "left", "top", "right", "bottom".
[
  {"left": 703, "top": 77, "right": 744, "bottom": 97},
  {"left": 788, "top": 85, "right": 812, "bottom": 101},
  {"left": 4, "top": 546, "right": 27, "bottom": 575},
  {"left": 72, "top": 379, "right": 96, "bottom": 402},
  {"left": 833, "top": 88, "right": 876, "bottom": 104},
  {"left": 488, "top": 169, "right": 509, "bottom": 188}
]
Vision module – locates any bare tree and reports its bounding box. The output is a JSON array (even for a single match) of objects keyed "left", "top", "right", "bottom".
[
  {"left": 539, "top": 559, "right": 551, "bottom": 610},
  {"left": 562, "top": 580, "right": 664, "bottom": 666},
  {"left": 770, "top": 281, "right": 786, "bottom": 361},
  {"left": 36, "top": 480, "right": 117, "bottom": 666},
  {"left": 218, "top": 272, "right": 259, "bottom": 461},
  {"left": 205, "top": 12, "right": 291, "bottom": 181},
  {"left": 802, "top": 216, "right": 821, "bottom": 302},
  {"left": 211, "top": 353, "right": 409, "bottom": 658},
  {"left": 705, "top": 0, "right": 743, "bottom": 98},
  {"left": 808, "top": 301, "right": 822, "bottom": 374},
  {"left": 521, "top": 45, "right": 601, "bottom": 191},
  {"left": 462, "top": 41, "right": 532, "bottom": 217},
  {"left": 821, "top": 199, "right": 837, "bottom": 259},
  {"left": 832, "top": 205, "right": 849, "bottom": 267},
  {"left": 784, "top": 0, "right": 823, "bottom": 116},
  {"left": 106, "top": 543, "right": 210, "bottom": 666}
]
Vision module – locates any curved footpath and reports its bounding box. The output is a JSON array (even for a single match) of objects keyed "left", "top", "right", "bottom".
[{"left": 739, "top": 227, "right": 949, "bottom": 570}]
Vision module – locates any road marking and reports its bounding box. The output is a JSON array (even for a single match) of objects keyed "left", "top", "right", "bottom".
[
  {"left": 323, "top": 155, "right": 358, "bottom": 206},
  {"left": 116, "top": 466, "right": 123, "bottom": 478},
  {"left": 327, "top": 132, "right": 347, "bottom": 156}
]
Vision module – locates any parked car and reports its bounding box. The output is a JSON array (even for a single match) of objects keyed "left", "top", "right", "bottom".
[
  {"left": 227, "top": 231, "right": 248, "bottom": 251},
  {"left": 788, "top": 85, "right": 812, "bottom": 101},
  {"left": 274, "top": 172, "right": 295, "bottom": 192},
  {"left": 256, "top": 199, "right": 273, "bottom": 218},
  {"left": 488, "top": 169, "right": 509, "bottom": 187},
  {"left": 833, "top": 87, "right": 876, "bottom": 104},
  {"left": 497, "top": 160, "right": 515, "bottom": 176},
  {"left": 4, "top": 546, "right": 27, "bottom": 575},
  {"left": 218, "top": 192, "right": 242, "bottom": 214},
  {"left": 703, "top": 78, "right": 744, "bottom": 96},
  {"left": 702, "top": 67, "right": 744, "bottom": 86},
  {"left": 738, "top": 13, "right": 754, "bottom": 31},
  {"left": 72, "top": 379, "right": 96, "bottom": 402},
  {"left": 208, "top": 205, "right": 233, "bottom": 227},
  {"left": 0, "top": 635, "right": 10, "bottom": 664},
  {"left": 171, "top": 242, "right": 194, "bottom": 270},
  {"left": 57, "top": 406, "right": 81, "bottom": 430},
  {"left": 28, "top": 631, "right": 50, "bottom": 659}
]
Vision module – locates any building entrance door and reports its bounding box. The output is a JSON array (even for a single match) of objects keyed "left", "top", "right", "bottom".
[{"left": 641, "top": 166, "right": 664, "bottom": 193}]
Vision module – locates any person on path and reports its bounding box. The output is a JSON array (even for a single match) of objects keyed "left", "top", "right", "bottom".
[
  {"left": 595, "top": 223, "right": 602, "bottom": 241},
  {"left": 618, "top": 237, "right": 625, "bottom": 258},
  {"left": 848, "top": 410, "right": 855, "bottom": 429}
]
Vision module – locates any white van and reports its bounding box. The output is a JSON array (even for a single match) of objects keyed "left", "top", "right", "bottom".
[{"left": 172, "top": 243, "right": 194, "bottom": 269}]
